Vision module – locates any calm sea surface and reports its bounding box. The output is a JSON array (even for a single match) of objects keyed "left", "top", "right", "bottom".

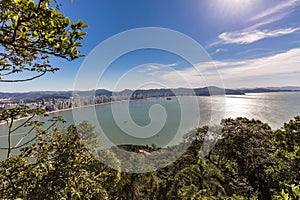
[{"left": 1, "top": 92, "right": 300, "bottom": 160}]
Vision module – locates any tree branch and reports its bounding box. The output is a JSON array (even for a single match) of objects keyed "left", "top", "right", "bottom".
[
  {"left": 11, "top": 114, "right": 36, "bottom": 133},
  {"left": 14, "top": 126, "right": 35, "bottom": 148},
  {"left": 0, "top": 68, "right": 46, "bottom": 82},
  {"left": 7, "top": 118, "right": 14, "bottom": 158}
]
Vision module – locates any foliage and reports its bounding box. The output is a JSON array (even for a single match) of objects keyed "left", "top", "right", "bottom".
[
  {"left": 273, "top": 183, "right": 300, "bottom": 200},
  {"left": 214, "top": 118, "right": 275, "bottom": 200},
  {"left": 0, "top": 122, "right": 120, "bottom": 199},
  {"left": 184, "top": 117, "right": 296, "bottom": 200},
  {"left": 0, "top": 0, "right": 87, "bottom": 82},
  {"left": 272, "top": 116, "right": 300, "bottom": 186},
  {"left": 0, "top": 105, "right": 65, "bottom": 158},
  {"left": 0, "top": 0, "right": 87, "bottom": 158},
  {"left": 168, "top": 158, "right": 225, "bottom": 199},
  {"left": 112, "top": 171, "right": 160, "bottom": 200},
  {"left": 0, "top": 0, "right": 87, "bottom": 159}
]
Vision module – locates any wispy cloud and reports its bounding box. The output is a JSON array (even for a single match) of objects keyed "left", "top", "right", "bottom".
[
  {"left": 217, "top": 48, "right": 300, "bottom": 79},
  {"left": 212, "top": 0, "right": 300, "bottom": 46},
  {"left": 111, "top": 48, "right": 300, "bottom": 90},
  {"left": 247, "top": 13, "right": 289, "bottom": 30},
  {"left": 137, "top": 63, "right": 178, "bottom": 73},
  {"left": 143, "top": 48, "right": 300, "bottom": 88},
  {"left": 219, "top": 28, "right": 300, "bottom": 44},
  {"left": 249, "top": 0, "right": 300, "bottom": 22},
  {"left": 212, "top": 48, "right": 227, "bottom": 55}
]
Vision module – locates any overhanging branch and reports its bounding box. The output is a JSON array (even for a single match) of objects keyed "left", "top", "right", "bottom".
[{"left": 0, "top": 68, "right": 47, "bottom": 82}]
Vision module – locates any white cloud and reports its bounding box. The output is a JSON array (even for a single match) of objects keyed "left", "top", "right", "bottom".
[
  {"left": 219, "top": 48, "right": 300, "bottom": 79},
  {"left": 248, "top": 13, "right": 289, "bottom": 30},
  {"left": 219, "top": 28, "right": 300, "bottom": 44},
  {"left": 144, "top": 48, "right": 300, "bottom": 88},
  {"left": 212, "top": 0, "right": 300, "bottom": 46},
  {"left": 137, "top": 63, "right": 178, "bottom": 73},
  {"left": 249, "top": 0, "right": 300, "bottom": 22},
  {"left": 108, "top": 49, "right": 300, "bottom": 90}
]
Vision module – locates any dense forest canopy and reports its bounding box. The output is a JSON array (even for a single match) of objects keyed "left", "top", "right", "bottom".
[{"left": 0, "top": 117, "right": 299, "bottom": 199}]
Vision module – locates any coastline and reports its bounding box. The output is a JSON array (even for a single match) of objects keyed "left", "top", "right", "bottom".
[
  {"left": 2, "top": 91, "right": 298, "bottom": 126},
  {"left": 47, "top": 99, "right": 137, "bottom": 115},
  {"left": 0, "top": 99, "right": 134, "bottom": 126}
]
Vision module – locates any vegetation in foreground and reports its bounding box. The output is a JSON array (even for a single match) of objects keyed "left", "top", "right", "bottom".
[{"left": 0, "top": 117, "right": 299, "bottom": 200}]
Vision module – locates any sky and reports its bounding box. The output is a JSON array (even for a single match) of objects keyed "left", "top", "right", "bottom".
[{"left": 2, "top": 0, "right": 300, "bottom": 92}]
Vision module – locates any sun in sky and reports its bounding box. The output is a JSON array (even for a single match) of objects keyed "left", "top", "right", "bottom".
[{"left": 210, "top": 0, "right": 258, "bottom": 21}]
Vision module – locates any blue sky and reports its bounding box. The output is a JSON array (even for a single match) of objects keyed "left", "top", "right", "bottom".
[{"left": 2, "top": 0, "right": 300, "bottom": 92}]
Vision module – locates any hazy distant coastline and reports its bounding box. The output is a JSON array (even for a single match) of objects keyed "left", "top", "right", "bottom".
[
  {"left": 1, "top": 86, "right": 300, "bottom": 99},
  {"left": 1, "top": 86, "right": 299, "bottom": 114}
]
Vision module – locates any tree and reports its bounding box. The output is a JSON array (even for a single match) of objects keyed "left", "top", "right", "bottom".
[
  {"left": 168, "top": 158, "right": 225, "bottom": 199},
  {"left": 113, "top": 171, "right": 160, "bottom": 200},
  {"left": 0, "top": 0, "right": 87, "bottom": 158},
  {"left": 0, "top": 105, "right": 45, "bottom": 158},
  {"left": 0, "top": 106, "right": 66, "bottom": 158},
  {"left": 184, "top": 118, "right": 276, "bottom": 199},
  {"left": 0, "top": 122, "right": 121, "bottom": 199},
  {"left": 272, "top": 116, "right": 300, "bottom": 198},
  {"left": 0, "top": 0, "right": 87, "bottom": 82},
  {"left": 1, "top": 116, "right": 300, "bottom": 199},
  {"left": 213, "top": 118, "right": 275, "bottom": 200}
]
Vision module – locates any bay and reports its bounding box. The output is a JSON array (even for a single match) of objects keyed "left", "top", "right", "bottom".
[{"left": 1, "top": 92, "right": 300, "bottom": 160}]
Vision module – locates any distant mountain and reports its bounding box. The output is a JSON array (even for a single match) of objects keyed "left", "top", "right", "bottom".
[
  {"left": 238, "top": 86, "right": 300, "bottom": 93},
  {"left": 2, "top": 86, "right": 300, "bottom": 100},
  {"left": 117, "top": 89, "right": 133, "bottom": 96},
  {"left": 127, "top": 86, "right": 244, "bottom": 97},
  {"left": 95, "top": 89, "right": 112, "bottom": 96},
  {"left": 238, "top": 88, "right": 275, "bottom": 93},
  {"left": 73, "top": 89, "right": 112, "bottom": 97},
  {"left": 194, "top": 86, "right": 244, "bottom": 96},
  {"left": 0, "top": 86, "right": 245, "bottom": 100},
  {"left": 0, "top": 91, "right": 73, "bottom": 100},
  {"left": 266, "top": 86, "right": 300, "bottom": 91}
]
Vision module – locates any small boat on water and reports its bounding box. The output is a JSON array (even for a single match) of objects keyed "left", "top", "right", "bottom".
[{"left": 166, "top": 97, "right": 172, "bottom": 100}]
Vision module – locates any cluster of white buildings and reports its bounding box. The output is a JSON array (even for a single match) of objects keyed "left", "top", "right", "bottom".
[{"left": 0, "top": 95, "right": 112, "bottom": 112}]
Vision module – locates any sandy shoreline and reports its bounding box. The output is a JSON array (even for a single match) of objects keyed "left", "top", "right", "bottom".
[{"left": 0, "top": 99, "right": 134, "bottom": 126}]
